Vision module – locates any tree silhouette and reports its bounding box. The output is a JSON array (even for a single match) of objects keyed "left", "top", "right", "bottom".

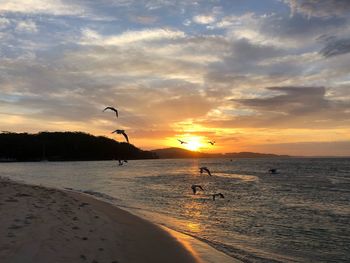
[{"left": 0, "top": 132, "right": 157, "bottom": 161}]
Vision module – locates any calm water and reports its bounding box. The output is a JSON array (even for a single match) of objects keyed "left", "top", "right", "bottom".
[{"left": 1, "top": 158, "right": 350, "bottom": 262}]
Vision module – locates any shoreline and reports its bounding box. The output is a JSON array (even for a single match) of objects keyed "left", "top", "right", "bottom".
[{"left": 0, "top": 177, "right": 239, "bottom": 263}]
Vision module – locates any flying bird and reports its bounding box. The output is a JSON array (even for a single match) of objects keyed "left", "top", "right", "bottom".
[
  {"left": 191, "top": 185, "right": 204, "bottom": 195},
  {"left": 178, "top": 139, "right": 187, "bottom": 144},
  {"left": 112, "top": 129, "right": 129, "bottom": 143},
  {"left": 200, "top": 166, "right": 212, "bottom": 176},
  {"left": 208, "top": 141, "right": 215, "bottom": 145},
  {"left": 212, "top": 193, "right": 224, "bottom": 200},
  {"left": 103, "top": 106, "right": 118, "bottom": 118}
]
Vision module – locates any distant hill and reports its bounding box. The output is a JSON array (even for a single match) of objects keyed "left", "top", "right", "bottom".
[
  {"left": 0, "top": 132, "right": 157, "bottom": 162},
  {"left": 224, "top": 152, "right": 290, "bottom": 158},
  {"left": 151, "top": 147, "right": 290, "bottom": 159},
  {"left": 150, "top": 147, "right": 214, "bottom": 159}
]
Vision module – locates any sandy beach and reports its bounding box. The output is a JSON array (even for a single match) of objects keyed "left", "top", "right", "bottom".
[{"left": 0, "top": 178, "right": 204, "bottom": 263}]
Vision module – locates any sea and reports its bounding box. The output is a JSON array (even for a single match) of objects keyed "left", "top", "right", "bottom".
[{"left": 1, "top": 158, "right": 349, "bottom": 262}]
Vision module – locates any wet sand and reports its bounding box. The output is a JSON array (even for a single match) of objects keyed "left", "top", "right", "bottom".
[{"left": 0, "top": 178, "right": 200, "bottom": 263}]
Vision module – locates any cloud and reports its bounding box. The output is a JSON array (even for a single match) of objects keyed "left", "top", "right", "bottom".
[
  {"left": 193, "top": 14, "right": 216, "bottom": 24},
  {"left": 15, "top": 20, "right": 38, "bottom": 33},
  {"left": 0, "top": 17, "right": 10, "bottom": 29},
  {"left": 0, "top": 35, "right": 218, "bottom": 132},
  {"left": 0, "top": 0, "right": 85, "bottom": 16},
  {"left": 205, "top": 37, "right": 288, "bottom": 83},
  {"left": 129, "top": 15, "right": 158, "bottom": 25},
  {"left": 235, "top": 86, "right": 328, "bottom": 111},
  {"left": 213, "top": 12, "right": 347, "bottom": 49},
  {"left": 236, "top": 86, "right": 350, "bottom": 127},
  {"left": 200, "top": 86, "right": 350, "bottom": 129},
  {"left": 286, "top": 0, "right": 350, "bottom": 17},
  {"left": 327, "top": 85, "right": 350, "bottom": 100},
  {"left": 229, "top": 38, "right": 284, "bottom": 62},
  {"left": 150, "top": 94, "right": 216, "bottom": 121},
  {"left": 80, "top": 28, "right": 186, "bottom": 46},
  {"left": 320, "top": 37, "right": 350, "bottom": 57}
]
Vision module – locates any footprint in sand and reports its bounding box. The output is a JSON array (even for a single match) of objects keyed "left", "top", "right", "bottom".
[
  {"left": 15, "top": 193, "right": 31, "bottom": 197},
  {"left": 8, "top": 225, "right": 22, "bottom": 230},
  {"left": 5, "top": 198, "right": 18, "bottom": 202},
  {"left": 7, "top": 232, "right": 15, "bottom": 238}
]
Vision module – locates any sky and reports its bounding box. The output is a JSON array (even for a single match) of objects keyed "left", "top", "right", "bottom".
[{"left": 0, "top": 0, "right": 350, "bottom": 156}]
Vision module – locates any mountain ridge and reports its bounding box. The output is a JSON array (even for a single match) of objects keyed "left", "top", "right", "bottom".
[{"left": 151, "top": 147, "right": 290, "bottom": 159}]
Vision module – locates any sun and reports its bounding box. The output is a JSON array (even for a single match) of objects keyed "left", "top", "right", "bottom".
[{"left": 182, "top": 136, "right": 203, "bottom": 151}]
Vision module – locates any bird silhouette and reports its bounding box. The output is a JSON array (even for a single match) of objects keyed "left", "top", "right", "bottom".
[
  {"left": 178, "top": 139, "right": 187, "bottom": 144},
  {"left": 212, "top": 193, "right": 224, "bottom": 200},
  {"left": 191, "top": 185, "right": 204, "bottom": 194},
  {"left": 103, "top": 106, "right": 118, "bottom": 118},
  {"left": 268, "top": 168, "right": 278, "bottom": 174},
  {"left": 112, "top": 129, "right": 129, "bottom": 143},
  {"left": 208, "top": 141, "right": 215, "bottom": 145},
  {"left": 200, "top": 166, "right": 212, "bottom": 176}
]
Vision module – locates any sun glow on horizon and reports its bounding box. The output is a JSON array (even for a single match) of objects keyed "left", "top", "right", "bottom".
[{"left": 179, "top": 136, "right": 205, "bottom": 151}]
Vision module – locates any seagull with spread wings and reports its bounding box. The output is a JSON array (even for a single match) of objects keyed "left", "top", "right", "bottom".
[
  {"left": 191, "top": 185, "right": 204, "bottom": 195},
  {"left": 112, "top": 129, "right": 129, "bottom": 143},
  {"left": 103, "top": 106, "right": 118, "bottom": 118},
  {"left": 178, "top": 139, "right": 187, "bottom": 144},
  {"left": 200, "top": 166, "right": 212, "bottom": 176},
  {"left": 212, "top": 193, "right": 224, "bottom": 200}
]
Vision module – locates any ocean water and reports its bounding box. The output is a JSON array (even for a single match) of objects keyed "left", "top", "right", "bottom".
[{"left": 1, "top": 158, "right": 350, "bottom": 262}]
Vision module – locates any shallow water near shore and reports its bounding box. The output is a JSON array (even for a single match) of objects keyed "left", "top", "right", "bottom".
[{"left": 1, "top": 158, "right": 350, "bottom": 262}]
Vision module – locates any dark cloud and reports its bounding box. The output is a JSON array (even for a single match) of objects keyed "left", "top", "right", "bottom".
[
  {"left": 260, "top": 13, "right": 346, "bottom": 41},
  {"left": 320, "top": 37, "right": 350, "bottom": 57},
  {"left": 327, "top": 85, "right": 350, "bottom": 100},
  {"left": 235, "top": 86, "right": 329, "bottom": 115},
  {"left": 205, "top": 38, "right": 287, "bottom": 83},
  {"left": 200, "top": 86, "right": 350, "bottom": 129},
  {"left": 287, "top": 0, "right": 350, "bottom": 17},
  {"left": 230, "top": 38, "right": 283, "bottom": 62}
]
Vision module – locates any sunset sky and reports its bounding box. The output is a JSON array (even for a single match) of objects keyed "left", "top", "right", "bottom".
[{"left": 1, "top": 0, "right": 350, "bottom": 156}]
